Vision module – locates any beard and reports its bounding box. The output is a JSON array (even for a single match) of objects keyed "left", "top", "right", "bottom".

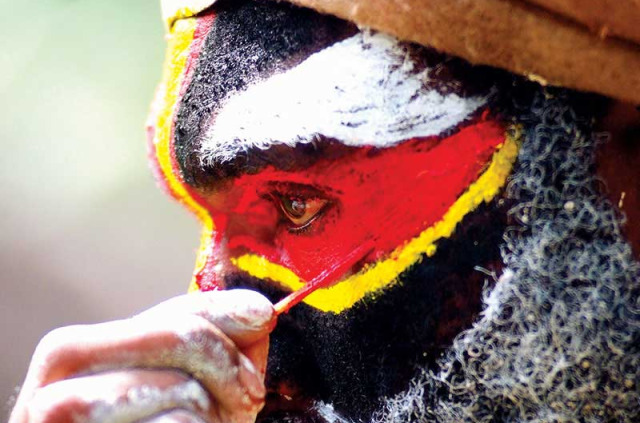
[
  {"left": 224, "top": 176, "right": 510, "bottom": 421},
  {"left": 226, "top": 87, "right": 640, "bottom": 423},
  {"left": 372, "top": 89, "right": 640, "bottom": 423}
]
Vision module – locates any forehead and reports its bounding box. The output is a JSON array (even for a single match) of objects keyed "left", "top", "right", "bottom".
[
  {"left": 172, "top": 0, "right": 498, "bottom": 189},
  {"left": 173, "top": 0, "right": 353, "bottom": 185},
  {"left": 149, "top": 0, "right": 520, "bottom": 308}
]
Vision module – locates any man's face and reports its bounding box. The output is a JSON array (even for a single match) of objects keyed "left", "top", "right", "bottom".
[
  {"left": 149, "top": 0, "right": 518, "bottom": 419},
  {"left": 198, "top": 120, "right": 507, "bottom": 305},
  {"left": 150, "top": 2, "right": 640, "bottom": 422},
  {"left": 151, "top": 0, "right": 512, "bottom": 420}
]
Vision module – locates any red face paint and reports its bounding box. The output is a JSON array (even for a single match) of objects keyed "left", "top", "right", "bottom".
[
  {"left": 199, "top": 119, "right": 505, "bottom": 287},
  {"left": 274, "top": 240, "right": 376, "bottom": 314}
]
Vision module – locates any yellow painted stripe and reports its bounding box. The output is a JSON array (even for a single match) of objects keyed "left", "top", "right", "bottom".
[
  {"left": 232, "top": 127, "right": 521, "bottom": 313},
  {"left": 161, "top": 0, "right": 216, "bottom": 29},
  {"left": 152, "top": 17, "right": 215, "bottom": 289},
  {"left": 153, "top": 18, "right": 211, "bottom": 223}
]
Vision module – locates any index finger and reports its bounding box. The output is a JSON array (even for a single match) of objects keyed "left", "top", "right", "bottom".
[{"left": 137, "top": 289, "right": 277, "bottom": 348}]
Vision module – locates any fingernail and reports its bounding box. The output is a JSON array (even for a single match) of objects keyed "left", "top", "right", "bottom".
[
  {"left": 203, "top": 290, "right": 275, "bottom": 334},
  {"left": 227, "top": 291, "right": 275, "bottom": 328},
  {"left": 238, "top": 354, "right": 266, "bottom": 400}
]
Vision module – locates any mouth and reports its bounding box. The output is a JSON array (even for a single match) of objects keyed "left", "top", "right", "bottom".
[{"left": 257, "top": 392, "right": 328, "bottom": 423}]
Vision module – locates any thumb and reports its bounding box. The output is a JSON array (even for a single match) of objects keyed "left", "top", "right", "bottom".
[{"left": 195, "top": 289, "right": 275, "bottom": 378}]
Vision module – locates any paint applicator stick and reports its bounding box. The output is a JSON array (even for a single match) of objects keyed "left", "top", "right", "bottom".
[{"left": 274, "top": 241, "right": 375, "bottom": 315}]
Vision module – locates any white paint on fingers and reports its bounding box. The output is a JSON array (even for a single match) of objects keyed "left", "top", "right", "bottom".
[
  {"left": 82, "top": 380, "right": 210, "bottom": 423},
  {"left": 137, "top": 289, "right": 275, "bottom": 348},
  {"left": 78, "top": 314, "right": 265, "bottom": 413},
  {"left": 141, "top": 409, "right": 208, "bottom": 423},
  {"left": 26, "top": 370, "right": 211, "bottom": 423}
]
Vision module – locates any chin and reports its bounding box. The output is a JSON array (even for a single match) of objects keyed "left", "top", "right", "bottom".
[{"left": 257, "top": 397, "right": 350, "bottom": 423}]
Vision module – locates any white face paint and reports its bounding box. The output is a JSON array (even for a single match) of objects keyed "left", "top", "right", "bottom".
[
  {"left": 312, "top": 401, "right": 351, "bottom": 423},
  {"left": 200, "top": 30, "right": 489, "bottom": 165}
]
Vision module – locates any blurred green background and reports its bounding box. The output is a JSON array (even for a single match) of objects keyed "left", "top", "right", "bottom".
[{"left": 0, "top": 0, "right": 200, "bottom": 407}]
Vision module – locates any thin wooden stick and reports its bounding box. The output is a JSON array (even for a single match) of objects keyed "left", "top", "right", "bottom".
[{"left": 274, "top": 241, "right": 375, "bottom": 315}]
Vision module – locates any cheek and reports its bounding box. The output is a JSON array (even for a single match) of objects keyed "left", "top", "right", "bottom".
[
  {"left": 264, "top": 123, "right": 505, "bottom": 282},
  {"left": 267, "top": 164, "right": 431, "bottom": 281},
  {"left": 275, "top": 173, "right": 435, "bottom": 281},
  {"left": 219, "top": 120, "right": 505, "bottom": 285},
  {"left": 274, "top": 188, "right": 373, "bottom": 280}
]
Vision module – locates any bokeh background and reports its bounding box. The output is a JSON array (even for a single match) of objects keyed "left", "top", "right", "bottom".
[{"left": 0, "top": 0, "right": 200, "bottom": 408}]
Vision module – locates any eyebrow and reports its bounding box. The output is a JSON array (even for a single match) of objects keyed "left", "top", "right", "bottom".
[
  {"left": 186, "top": 108, "right": 487, "bottom": 192},
  {"left": 188, "top": 138, "right": 358, "bottom": 191}
]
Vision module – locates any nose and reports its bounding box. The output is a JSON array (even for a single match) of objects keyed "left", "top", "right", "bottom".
[
  {"left": 226, "top": 210, "right": 278, "bottom": 250},
  {"left": 209, "top": 201, "right": 280, "bottom": 276}
]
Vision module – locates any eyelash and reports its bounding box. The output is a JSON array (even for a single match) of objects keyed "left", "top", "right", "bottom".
[
  {"left": 267, "top": 188, "right": 330, "bottom": 235},
  {"left": 287, "top": 221, "right": 314, "bottom": 235},
  {"left": 286, "top": 205, "right": 327, "bottom": 234}
]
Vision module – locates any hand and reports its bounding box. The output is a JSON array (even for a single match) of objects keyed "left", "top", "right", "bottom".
[{"left": 8, "top": 289, "right": 276, "bottom": 423}]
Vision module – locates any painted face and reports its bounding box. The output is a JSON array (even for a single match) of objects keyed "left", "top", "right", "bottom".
[
  {"left": 148, "top": 0, "right": 519, "bottom": 420},
  {"left": 198, "top": 119, "right": 512, "bottom": 310},
  {"left": 148, "top": 1, "right": 639, "bottom": 422}
]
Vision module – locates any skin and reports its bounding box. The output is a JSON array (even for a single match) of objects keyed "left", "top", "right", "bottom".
[
  {"left": 199, "top": 120, "right": 505, "bottom": 285},
  {"left": 8, "top": 290, "right": 276, "bottom": 423}
]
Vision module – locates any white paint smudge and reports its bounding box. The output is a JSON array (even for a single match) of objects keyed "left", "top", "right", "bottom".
[
  {"left": 201, "top": 30, "right": 487, "bottom": 164},
  {"left": 201, "top": 31, "right": 486, "bottom": 163},
  {"left": 81, "top": 380, "right": 210, "bottom": 423}
]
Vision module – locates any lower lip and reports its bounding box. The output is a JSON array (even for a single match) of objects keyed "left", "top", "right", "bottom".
[{"left": 257, "top": 394, "right": 322, "bottom": 423}]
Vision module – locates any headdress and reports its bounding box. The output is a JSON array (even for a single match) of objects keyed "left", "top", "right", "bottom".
[{"left": 161, "top": 0, "right": 640, "bottom": 103}]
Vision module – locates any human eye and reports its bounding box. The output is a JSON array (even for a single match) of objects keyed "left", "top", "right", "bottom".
[{"left": 269, "top": 184, "right": 331, "bottom": 233}]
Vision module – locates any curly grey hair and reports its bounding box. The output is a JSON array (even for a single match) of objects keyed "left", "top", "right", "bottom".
[{"left": 374, "top": 88, "right": 640, "bottom": 423}]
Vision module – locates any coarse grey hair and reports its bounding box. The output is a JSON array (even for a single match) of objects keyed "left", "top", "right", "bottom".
[{"left": 373, "top": 88, "right": 640, "bottom": 423}]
